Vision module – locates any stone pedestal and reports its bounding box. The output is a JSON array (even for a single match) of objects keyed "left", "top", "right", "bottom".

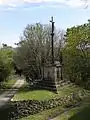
[{"left": 41, "top": 61, "right": 62, "bottom": 91}]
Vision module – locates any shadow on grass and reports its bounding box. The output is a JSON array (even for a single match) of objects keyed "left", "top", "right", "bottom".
[
  {"left": 19, "top": 82, "right": 57, "bottom": 94},
  {"left": 69, "top": 104, "right": 90, "bottom": 120}
]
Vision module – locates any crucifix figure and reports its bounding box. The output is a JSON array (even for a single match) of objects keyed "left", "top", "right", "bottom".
[{"left": 50, "top": 16, "right": 55, "bottom": 65}]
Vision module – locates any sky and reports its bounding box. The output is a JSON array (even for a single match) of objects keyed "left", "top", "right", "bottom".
[{"left": 0, "top": 0, "right": 90, "bottom": 47}]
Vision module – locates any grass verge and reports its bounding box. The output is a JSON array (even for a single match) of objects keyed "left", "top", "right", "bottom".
[
  {"left": 2, "top": 79, "right": 16, "bottom": 88},
  {"left": 11, "top": 81, "right": 90, "bottom": 120},
  {"left": 12, "top": 84, "right": 83, "bottom": 101},
  {"left": 52, "top": 97, "right": 90, "bottom": 120},
  {"left": 0, "top": 79, "right": 16, "bottom": 94},
  {"left": 19, "top": 106, "right": 65, "bottom": 120},
  {"left": 19, "top": 96, "right": 90, "bottom": 120}
]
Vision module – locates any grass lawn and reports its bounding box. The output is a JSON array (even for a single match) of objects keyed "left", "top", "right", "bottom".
[
  {"left": 0, "top": 79, "right": 16, "bottom": 94},
  {"left": 19, "top": 96, "right": 90, "bottom": 120},
  {"left": 2, "top": 79, "right": 16, "bottom": 88},
  {"left": 53, "top": 97, "right": 90, "bottom": 120},
  {"left": 11, "top": 81, "right": 90, "bottom": 120},
  {"left": 12, "top": 84, "right": 83, "bottom": 101}
]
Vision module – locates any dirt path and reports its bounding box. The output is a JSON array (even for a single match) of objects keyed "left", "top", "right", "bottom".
[{"left": 0, "top": 79, "right": 25, "bottom": 108}]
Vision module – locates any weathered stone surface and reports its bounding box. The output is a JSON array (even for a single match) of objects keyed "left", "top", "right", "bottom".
[{"left": 41, "top": 62, "right": 62, "bottom": 91}]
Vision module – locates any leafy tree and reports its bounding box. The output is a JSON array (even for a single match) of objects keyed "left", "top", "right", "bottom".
[
  {"left": 63, "top": 20, "right": 90, "bottom": 88},
  {"left": 0, "top": 50, "right": 12, "bottom": 83},
  {"left": 1, "top": 44, "right": 15, "bottom": 70},
  {"left": 0, "top": 44, "right": 15, "bottom": 84},
  {"left": 14, "top": 23, "right": 64, "bottom": 82}
]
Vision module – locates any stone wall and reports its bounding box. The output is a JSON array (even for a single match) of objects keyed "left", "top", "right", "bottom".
[{"left": 9, "top": 90, "right": 86, "bottom": 120}]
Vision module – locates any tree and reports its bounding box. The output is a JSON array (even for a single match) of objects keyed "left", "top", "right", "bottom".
[
  {"left": 1, "top": 44, "right": 15, "bottom": 70},
  {"left": 63, "top": 20, "right": 90, "bottom": 88},
  {"left": 0, "top": 43, "right": 15, "bottom": 84},
  {"left": 14, "top": 23, "right": 64, "bottom": 82},
  {"left": 0, "top": 49, "right": 12, "bottom": 83}
]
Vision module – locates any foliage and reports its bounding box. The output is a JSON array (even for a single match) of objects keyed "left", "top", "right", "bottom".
[
  {"left": 14, "top": 23, "right": 64, "bottom": 81},
  {"left": 10, "top": 88, "right": 88, "bottom": 120},
  {"left": 1, "top": 79, "right": 16, "bottom": 89},
  {"left": 0, "top": 45, "right": 14, "bottom": 83},
  {"left": 63, "top": 20, "right": 90, "bottom": 87},
  {"left": 1, "top": 45, "right": 14, "bottom": 68}
]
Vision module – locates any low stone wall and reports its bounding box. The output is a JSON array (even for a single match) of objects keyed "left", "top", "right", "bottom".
[{"left": 9, "top": 90, "right": 86, "bottom": 120}]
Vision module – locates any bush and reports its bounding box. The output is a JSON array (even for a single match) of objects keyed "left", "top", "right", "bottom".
[
  {"left": 63, "top": 21, "right": 90, "bottom": 87},
  {"left": 0, "top": 49, "right": 12, "bottom": 83}
]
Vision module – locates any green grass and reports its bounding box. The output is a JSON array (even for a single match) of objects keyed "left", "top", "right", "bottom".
[
  {"left": 2, "top": 79, "right": 16, "bottom": 88},
  {"left": 12, "top": 89, "right": 56, "bottom": 101},
  {"left": 19, "top": 96, "right": 90, "bottom": 120},
  {"left": 12, "top": 84, "right": 83, "bottom": 101},
  {"left": 19, "top": 94, "right": 90, "bottom": 120},
  {"left": 0, "top": 79, "right": 16, "bottom": 94},
  {"left": 19, "top": 106, "right": 65, "bottom": 120},
  {"left": 11, "top": 81, "right": 90, "bottom": 120},
  {"left": 53, "top": 97, "right": 90, "bottom": 120},
  {"left": 3, "top": 79, "right": 16, "bottom": 88}
]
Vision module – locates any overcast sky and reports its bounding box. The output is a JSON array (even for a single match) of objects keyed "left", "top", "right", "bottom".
[{"left": 0, "top": 0, "right": 90, "bottom": 47}]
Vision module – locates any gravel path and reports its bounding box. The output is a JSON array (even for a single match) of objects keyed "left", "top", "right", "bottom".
[{"left": 0, "top": 79, "right": 25, "bottom": 108}]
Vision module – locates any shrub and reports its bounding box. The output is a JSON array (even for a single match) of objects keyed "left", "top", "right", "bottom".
[{"left": 0, "top": 49, "right": 12, "bottom": 83}]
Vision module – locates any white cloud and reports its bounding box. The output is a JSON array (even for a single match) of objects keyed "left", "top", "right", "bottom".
[
  {"left": 0, "top": 0, "right": 89, "bottom": 8},
  {"left": 66, "top": 0, "right": 90, "bottom": 7}
]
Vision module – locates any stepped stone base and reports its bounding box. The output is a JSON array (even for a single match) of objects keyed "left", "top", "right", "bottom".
[
  {"left": 34, "top": 78, "right": 72, "bottom": 93},
  {"left": 39, "top": 79, "right": 57, "bottom": 91},
  {"left": 40, "top": 62, "right": 62, "bottom": 92}
]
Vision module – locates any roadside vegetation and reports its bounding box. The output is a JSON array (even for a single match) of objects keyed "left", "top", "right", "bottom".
[
  {"left": 0, "top": 44, "right": 16, "bottom": 93},
  {"left": 11, "top": 20, "right": 90, "bottom": 120},
  {"left": 0, "top": 19, "right": 90, "bottom": 120},
  {"left": 12, "top": 83, "right": 83, "bottom": 101},
  {"left": 19, "top": 96, "right": 90, "bottom": 120}
]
